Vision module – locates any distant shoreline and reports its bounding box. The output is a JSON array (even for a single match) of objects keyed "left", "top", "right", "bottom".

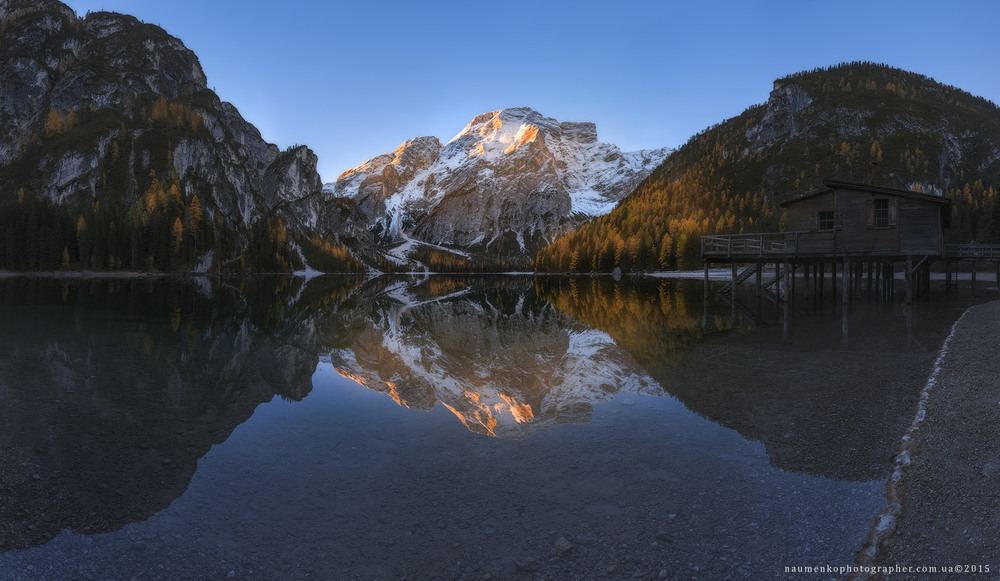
[
  {"left": 0, "top": 271, "right": 165, "bottom": 279},
  {"left": 2, "top": 269, "right": 998, "bottom": 284}
]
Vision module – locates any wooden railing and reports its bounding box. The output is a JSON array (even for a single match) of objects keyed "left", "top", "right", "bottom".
[
  {"left": 701, "top": 232, "right": 806, "bottom": 257},
  {"left": 704, "top": 236, "right": 1000, "bottom": 260},
  {"left": 945, "top": 244, "right": 1000, "bottom": 260}
]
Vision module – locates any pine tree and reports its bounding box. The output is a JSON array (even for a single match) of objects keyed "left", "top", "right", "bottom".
[{"left": 44, "top": 109, "right": 63, "bottom": 137}]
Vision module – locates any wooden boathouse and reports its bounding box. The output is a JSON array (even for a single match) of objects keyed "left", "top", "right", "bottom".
[{"left": 702, "top": 178, "right": 1000, "bottom": 307}]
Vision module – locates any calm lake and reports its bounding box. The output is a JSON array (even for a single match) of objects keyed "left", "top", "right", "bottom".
[{"left": 0, "top": 273, "right": 991, "bottom": 580}]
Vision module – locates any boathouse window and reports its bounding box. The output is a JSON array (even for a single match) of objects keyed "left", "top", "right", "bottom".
[
  {"left": 817, "top": 210, "right": 835, "bottom": 231},
  {"left": 873, "top": 199, "right": 889, "bottom": 228},
  {"left": 866, "top": 198, "right": 895, "bottom": 229}
]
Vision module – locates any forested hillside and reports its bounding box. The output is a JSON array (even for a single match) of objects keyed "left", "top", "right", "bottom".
[
  {"left": 0, "top": 1, "right": 367, "bottom": 273},
  {"left": 536, "top": 62, "right": 1000, "bottom": 272}
]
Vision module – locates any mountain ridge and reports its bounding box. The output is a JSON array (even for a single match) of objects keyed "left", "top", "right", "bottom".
[
  {"left": 325, "top": 106, "right": 671, "bottom": 268},
  {"left": 0, "top": 0, "right": 370, "bottom": 273},
  {"left": 536, "top": 61, "right": 1000, "bottom": 273},
  {"left": 4, "top": 7, "right": 999, "bottom": 275}
]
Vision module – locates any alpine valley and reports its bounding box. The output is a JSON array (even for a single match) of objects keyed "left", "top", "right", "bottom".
[
  {"left": 0, "top": 0, "right": 668, "bottom": 273},
  {"left": 3, "top": 2, "right": 1000, "bottom": 274}
]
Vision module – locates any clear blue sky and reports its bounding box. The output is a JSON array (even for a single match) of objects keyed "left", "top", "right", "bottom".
[{"left": 61, "top": 0, "right": 1000, "bottom": 183}]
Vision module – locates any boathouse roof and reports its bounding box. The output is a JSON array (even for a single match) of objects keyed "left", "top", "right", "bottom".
[{"left": 779, "top": 179, "right": 951, "bottom": 207}]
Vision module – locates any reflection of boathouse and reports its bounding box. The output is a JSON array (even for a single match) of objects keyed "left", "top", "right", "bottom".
[{"left": 702, "top": 178, "right": 1000, "bottom": 303}]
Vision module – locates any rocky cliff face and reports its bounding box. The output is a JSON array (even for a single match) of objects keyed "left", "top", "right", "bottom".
[
  {"left": 327, "top": 107, "right": 671, "bottom": 263},
  {"left": 0, "top": 0, "right": 365, "bottom": 270},
  {"left": 741, "top": 69, "right": 1000, "bottom": 196}
]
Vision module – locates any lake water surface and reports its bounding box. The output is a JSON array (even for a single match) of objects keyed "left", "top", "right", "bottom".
[{"left": 0, "top": 274, "right": 991, "bottom": 580}]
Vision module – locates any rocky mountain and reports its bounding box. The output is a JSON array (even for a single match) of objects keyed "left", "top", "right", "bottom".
[
  {"left": 0, "top": 0, "right": 370, "bottom": 272},
  {"left": 326, "top": 107, "right": 671, "bottom": 267},
  {"left": 537, "top": 62, "right": 1000, "bottom": 272}
]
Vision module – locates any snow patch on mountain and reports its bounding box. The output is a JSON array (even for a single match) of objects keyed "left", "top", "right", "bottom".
[{"left": 324, "top": 108, "right": 671, "bottom": 259}]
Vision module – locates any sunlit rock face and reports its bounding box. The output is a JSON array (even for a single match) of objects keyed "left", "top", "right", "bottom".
[
  {"left": 326, "top": 279, "right": 662, "bottom": 438},
  {"left": 326, "top": 108, "right": 672, "bottom": 261}
]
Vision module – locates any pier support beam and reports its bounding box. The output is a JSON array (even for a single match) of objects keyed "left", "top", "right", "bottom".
[
  {"left": 866, "top": 261, "right": 873, "bottom": 299},
  {"left": 783, "top": 262, "right": 790, "bottom": 305},
  {"left": 819, "top": 261, "right": 825, "bottom": 299},
  {"left": 752, "top": 261, "right": 762, "bottom": 315},
  {"left": 906, "top": 257, "right": 913, "bottom": 303},
  {"left": 789, "top": 264, "right": 795, "bottom": 310},
  {"left": 704, "top": 262, "right": 709, "bottom": 300},
  {"left": 885, "top": 261, "right": 893, "bottom": 301},
  {"left": 730, "top": 262, "right": 738, "bottom": 326},
  {"left": 834, "top": 256, "right": 850, "bottom": 305}
]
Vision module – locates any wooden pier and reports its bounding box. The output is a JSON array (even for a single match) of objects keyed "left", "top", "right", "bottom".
[
  {"left": 702, "top": 233, "right": 1000, "bottom": 305},
  {"left": 701, "top": 179, "right": 1000, "bottom": 307}
]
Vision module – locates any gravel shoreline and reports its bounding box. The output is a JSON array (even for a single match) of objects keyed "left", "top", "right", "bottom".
[{"left": 873, "top": 300, "right": 999, "bottom": 580}]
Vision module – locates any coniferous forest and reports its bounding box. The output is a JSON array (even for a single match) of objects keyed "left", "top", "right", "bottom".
[
  {"left": 4, "top": 59, "right": 1000, "bottom": 273},
  {"left": 535, "top": 62, "right": 1000, "bottom": 273},
  {"left": 0, "top": 93, "right": 365, "bottom": 273}
]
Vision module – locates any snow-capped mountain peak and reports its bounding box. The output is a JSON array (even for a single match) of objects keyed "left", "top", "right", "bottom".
[{"left": 326, "top": 107, "right": 672, "bottom": 262}]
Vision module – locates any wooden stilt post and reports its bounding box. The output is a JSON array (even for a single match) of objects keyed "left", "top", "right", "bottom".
[
  {"left": 971, "top": 260, "right": 977, "bottom": 294},
  {"left": 867, "top": 261, "right": 873, "bottom": 299},
  {"left": 849, "top": 263, "right": 856, "bottom": 301},
  {"left": 819, "top": 261, "right": 825, "bottom": 299},
  {"left": 832, "top": 261, "right": 838, "bottom": 304},
  {"left": 881, "top": 262, "right": 887, "bottom": 301},
  {"left": 755, "top": 262, "right": 763, "bottom": 302},
  {"left": 790, "top": 263, "right": 796, "bottom": 309},
  {"left": 906, "top": 257, "right": 913, "bottom": 303},
  {"left": 783, "top": 262, "right": 790, "bottom": 304},
  {"left": 704, "top": 262, "right": 710, "bottom": 300},
  {"left": 731, "top": 262, "right": 738, "bottom": 326},
  {"left": 877, "top": 262, "right": 882, "bottom": 301},
  {"left": 842, "top": 257, "right": 849, "bottom": 305},
  {"left": 783, "top": 261, "right": 791, "bottom": 337},
  {"left": 887, "top": 261, "right": 893, "bottom": 301}
]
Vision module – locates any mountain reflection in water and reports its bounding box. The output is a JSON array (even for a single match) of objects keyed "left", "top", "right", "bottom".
[
  {"left": 331, "top": 275, "right": 948, "bottom": 481},
  {"left": 0, "top": 276, "right": 357, "bottom": 550},
  {"left": 0, "top": 274, "right": 960, "bottom": 563},
  {"left": 327, "top": 277, "right": 660, "bottom": 438}
]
